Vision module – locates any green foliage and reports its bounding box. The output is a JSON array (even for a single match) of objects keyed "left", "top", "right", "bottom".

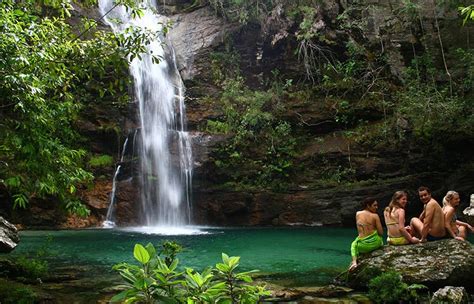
[
  {"left": 0, "top": 279, "right": 36, "bottom": 304},
  {"left": 293, "top": 5, "right": 336, "bottom": 82},
  {"left": 0, "top": 0, "right": 160, "bottom": 214},
  {"left": 208, "top": 0, "right": 274, "bottom": 24},
  {"left": 352, "top": 44, "right": 474, "bottom": 157},
  {"left": 160, "top": 241, "right": 183, "bottom": 267},
  {"left": 459, "top": 5, "right": 474, "bottom": 24},
  {"left": 389, "top": 52, "right": 473, "bottom": 148},
  {"left": 14, "top": 256, "right": 49, "bottom": 279},
  {"left": 455, "top": 48, "right": 474, "bottom": 92},
  {"left": 295, "top": 6, "right": 319, "bottom": 41},
  {"left": 207, "top": 76, "right": 296, "bottom": 189},
  {"left": 88, "top": 155, "right": 114, "bottom": 168},
  {"left": 206, "top": 120, "right": 232, "bottom": 134},
  {"left": 210, "top": 50, "right": 241, "bottom": 86},
  {"left": 112, "top": 242, "right": 269, "bottom": 303},
  {"left": 206, "top": 51, "right": 298, "bottom": 189},
  {"left": 368, "top": 271, "right": 427, "bottom": 303},
  {"left": 321, "top": 164, "right": 356, "bottom": 185}
]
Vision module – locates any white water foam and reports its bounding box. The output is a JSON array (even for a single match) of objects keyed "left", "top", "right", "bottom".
[{"left": 121, "top": 226, "right": 211, "bottom": 235}]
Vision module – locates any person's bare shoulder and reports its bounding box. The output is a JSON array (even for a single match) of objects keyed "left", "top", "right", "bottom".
[
  {"left": 427, "top": 199, "right": 440, "bottom": 209},
  {"left": 444, "top": 205, "right": 455, "bottom": 215},
  {"left": 371, "top": 212, "right": 380, "bottom": 220}
]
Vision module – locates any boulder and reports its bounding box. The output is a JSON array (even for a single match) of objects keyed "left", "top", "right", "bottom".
[
  {"left": 168, "top": 7, "right": 238, "bottom": 80},
  {"left": 462, "top": 194, "right": 474, "bottom": 226},
  {"left": 0, "top": 216, "right": 19, "bottom": 252},
  {"left": 347, "top": 239, "right": 474, "bottom": 291},
  {"left": 431, "top": 286, "right": 468, "bottom": 304}
]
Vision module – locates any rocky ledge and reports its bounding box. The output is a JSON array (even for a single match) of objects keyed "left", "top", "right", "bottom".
[
  {"left": 347, "top": 239, "right": 474, "bottom": 291},
  {"left": 0, "top": 216, "right": 19, "bottom": 252},
  {"left": 462, "top": 194, "right": 474, "bottom": 226}
]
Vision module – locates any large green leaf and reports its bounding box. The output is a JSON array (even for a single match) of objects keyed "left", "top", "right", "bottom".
[
  {"left": 145, "top": 242, "right": 156, "bottom": 258},
  {"left": 110, "top": 290, "right": 133, "bottom": 303},
  {"left": 133, "top": 244, "right": 150, "bottom": 264}
]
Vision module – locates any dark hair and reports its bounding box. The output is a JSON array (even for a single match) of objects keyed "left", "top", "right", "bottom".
[
  {"left": 418, "top": 186, "right": 431, "bottom": 193},
  {"left": 361, "top": 197, "right": 377, "bottom": 209},
  {"left": 385, "top": 191, "right": 407, "bottom": 213}
]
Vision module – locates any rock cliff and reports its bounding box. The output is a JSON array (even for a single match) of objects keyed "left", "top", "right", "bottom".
[{"left": 4, "top": 0, "right": 473, "bottom": 228}]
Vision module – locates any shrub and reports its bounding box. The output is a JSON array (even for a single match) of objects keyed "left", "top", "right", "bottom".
[
  {"left": 88, "top": 154, "right": 114, "bottom": 168},
  {"left": 368, "top": 270, "right": 427, "bottom": 303},
  {"left": 111, "top": 241, "right": 270, "bottom": 303}
]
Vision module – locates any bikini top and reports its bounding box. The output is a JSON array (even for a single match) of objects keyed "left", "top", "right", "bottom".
[{"left": 385, "top": 208, "right": 399, "bottom": 226}]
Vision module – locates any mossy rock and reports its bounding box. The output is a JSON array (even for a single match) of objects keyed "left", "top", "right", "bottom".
[{"left": 347, "top": 240, "right": 474, "bottom": 291}]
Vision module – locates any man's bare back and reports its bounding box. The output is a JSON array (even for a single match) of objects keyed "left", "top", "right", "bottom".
[{"left": 423, "top": 199, "right": 446, "bottom": 238}]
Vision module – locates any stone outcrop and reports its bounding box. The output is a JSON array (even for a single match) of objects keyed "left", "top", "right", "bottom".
[
  {"left": 0, "top": 216, "right": 19, "bottom": 252},
  {"left": 431, "top": 286, "right": 468, "bottom": 304},
  {"left": 462, "top": 194, "right": 474, "bottom": 226},
  {"left": 168, "top": 7, "right": 238, "bottom": 80},
  {"left": 347, "top": 239, "right": 474, "bottom": 291},
  {"left": 268, "top": 285, "right": 370, "bottom": 303}
]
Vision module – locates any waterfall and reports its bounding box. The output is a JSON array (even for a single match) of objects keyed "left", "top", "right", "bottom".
[
  {"left": 103, "top": 164, "right": 121, "bottom": 228},
  {"left": 103, "top": 136, "right": 129, "bottom": 228},
  {"left": 99, "top": 0, "right": 193, "bottom": 227}
]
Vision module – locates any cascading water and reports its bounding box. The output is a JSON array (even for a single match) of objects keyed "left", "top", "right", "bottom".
[
  {"left": 103, "top": 165, "right": 121, "bottom": 228},
  {"left": 99, "top": 0, "right": 193, "bottom": 228},
  {"left": 103, "top": 137, "right": 129, "bottom": 228}
]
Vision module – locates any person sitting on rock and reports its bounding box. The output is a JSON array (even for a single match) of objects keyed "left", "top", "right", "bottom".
[
  {"left": 349, "top": 197, "right": 383, "bottom": 271},
  {"left": 410, "top": 186, "right": 447, "bottom": 242},
  {"left": 384, "top": 190, "right": 420, "bottom": 245},
  {"left": 442, "top": 190, "right": 473, "bottom": 241}
]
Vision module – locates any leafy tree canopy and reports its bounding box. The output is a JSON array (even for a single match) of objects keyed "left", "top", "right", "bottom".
[{"left": 0, "top": 0, "right": 156, "bottom": 215}]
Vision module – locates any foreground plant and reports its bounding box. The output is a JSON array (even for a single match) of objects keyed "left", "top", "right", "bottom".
[
  {"left": 368, "top": 270, "right": 427, "bottom": 303},
  {"left": 111, "top": 241, "right": 270, "bottom": 303}
]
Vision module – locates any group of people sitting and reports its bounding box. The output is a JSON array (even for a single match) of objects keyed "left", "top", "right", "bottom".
[{"left": 349, "top": 186, "right": 474, "bottom": 271}]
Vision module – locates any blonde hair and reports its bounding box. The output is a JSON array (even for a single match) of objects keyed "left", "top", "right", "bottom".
[
  {"left": 443, "top": 190, "right": 459, "bottom": 207},
  {"left": 385, "top": 191, "right": 407, "bottom": 213}
]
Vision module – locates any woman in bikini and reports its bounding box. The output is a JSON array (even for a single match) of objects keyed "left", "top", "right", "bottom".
[
  {"left": 349, "top": 197, "right": 383, "bottom": 271},
  {"left": 442, "top": 191, "right": 473, "bottom": 241},
  {"left": 384, "top": 191, "right": 420, "bottom": 245}
]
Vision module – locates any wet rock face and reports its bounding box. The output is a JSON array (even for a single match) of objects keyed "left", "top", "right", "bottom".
[
  {"left": 192, "top": 172, "right": 471, "bottom": 227},
  {"left": 192, "top": 179, "right": 393, "bottom": 226},
  {"left": 347, "top": 240, "right": 474, "bottom": 291},
  {"left": 0, "top": 216, "right": 19, "bottom": 252}
]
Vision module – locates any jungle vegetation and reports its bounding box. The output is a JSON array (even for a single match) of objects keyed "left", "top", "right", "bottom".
[{"left": 0, "top": 0, "right": 473, "bottom": 214}]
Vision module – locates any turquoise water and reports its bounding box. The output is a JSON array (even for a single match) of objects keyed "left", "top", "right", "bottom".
[
  {"left": 11, "top": 227, "right": 354, "bottom": 286},
  {"left": 6, "top": 227, "right": 473, "bottom": 302}
]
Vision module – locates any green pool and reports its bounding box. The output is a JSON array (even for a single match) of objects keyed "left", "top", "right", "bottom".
[
  {"left": 12, "top": 226, "right": 354, "bottom": 287},
  {"left": 7, "top": 227, "right": 472, "bottom": 302}
]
